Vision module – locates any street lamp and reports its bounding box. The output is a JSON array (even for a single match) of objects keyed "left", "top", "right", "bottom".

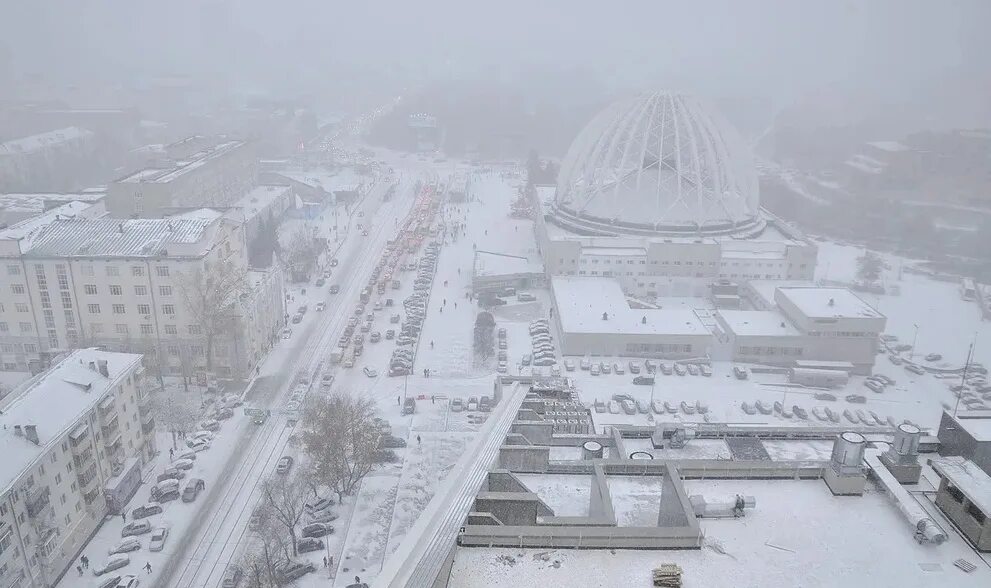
[{"left": 911, "top": 323, "right": 919, "bottom": 360}]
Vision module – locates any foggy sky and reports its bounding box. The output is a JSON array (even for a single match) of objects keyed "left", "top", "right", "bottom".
[{"left": 2, "top": 0, "right": 988, "bottom": 120}]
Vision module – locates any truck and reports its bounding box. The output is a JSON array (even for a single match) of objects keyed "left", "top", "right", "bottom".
[{"left": 329, "top": 350, "right": 344, "bottom": 364}]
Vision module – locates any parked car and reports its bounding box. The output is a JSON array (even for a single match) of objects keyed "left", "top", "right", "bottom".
[
  {"left": 370, "top": 332, "right": 381, "bottom": 343},
  {"left": 149, "top": 526, "right": 169, "bottom": 552},
  {"left": 121, "top": 521, "right": 152, "bottom": 537},
  {"left": 467, "top": 396, "right": 479, "bottom": 411},
  {"left": 628, "top": 361, "right": 641, "bottom": 374},
  {"left": 108, "top": 538, "right": 141, "bottom": 555},
  {"left": 307, "top": 510, "right": 339, "bottom": 525},
  {"left": 94, "top": 555, "right": 131, "bottom": 576},
  {"left": 305, "top": 497, "right": 335, "bottom": 516},
  {"left": 157, "top": 468, "right": 185, "bottom": 482},
  {"left": 580, "top": 358, "right": 591, "bottom": 370},
  {"left": 329, "top": 284, "right": 340, "bottom": 294},
  {"left": 865, "top": 379, "right": 884, "bottom": 393},
  {"left": 563, "top": 359, "right": 576, "bottom": 372},
  {"left": 533, "top": 357, "right": 555, "bottom": 367},
  {"left": 379, "top": 435, "right": 407, "bottom": 448},
  {"left": 450, "top": 398, "right": 464, "bottom": 412},
  {"left": 276, "top": 456, "right": 294, "bottom": 474},
  {"left": 291, "top": 313, "right": 303, "bottom": 324},
  {"left": 600, "top": 362, "right": 611, "bottom": 374},
  {"left": 700, "top": 365, "right": 713, "bottom": 377},
  {"left": 222, "top": 565, "right": 243, "bottom": 588},
  {"left": 274, "top": 561, "right": 315, "bottom": 583},
  {"left": 151, "top": 479, "right": 179, "bottom": 500},
  {"left": 924, "top": 353, "right": 942, "bottom": 362},
  {"left": 590, "top": 363, "right": 601, "bottom": 376},
  {"left": 517, "top": 292, "right": 536, "bottom": 302},
  {"left": 113, "top": 576, "right": 139, "bottom": 588},
  {"left": 659, "top": 362, "right": 673, "bottom": 376},
  {"left": 905, "top": 363, "right": 926, "bottom": 375},
  {"left": 301, "top": 522, "right": 335, "bottom": 538},
  {"left": 733, "top": 366, "right": 748, "bottom": 380},
  {"left": 199, "top": 419, "right": 221, "bottom": 432},
  {"left": 633, "top": 375, "right": 655, "bottom": 386},
  {"left": 673, "top": 363, "right": 687, "bottom": 376},
  {"left": 686, "top": 364, "right": 699, "bottom": 376},
  {"left": 479, "top": 396, "right": 491, "bottom": 412},
  {"left": 498, "top": 327, "right": 507, "bottom": 338},
  {"left": 363, "top": 366, "right": 378, "bottom": 378},
  {"left": 186, "top": 439, "right": 210, "bottom": 452},
  {"left": 182, "top": 478, "right": 205, "bottom": 502},
  {"left": 550, "top": 365, "right": 561, "bottom": 377},
  {"left": 613, "top": 362, "right": 625, "bottom": 375},
  {"left": 297, "top": 537, "right": 325, "bottom": 554},
  {"left": 131, "top": 503, "right": 163, "bottom": 520},
  {"left": 215, "top": 407, "right": 234, "bottom": 420}
]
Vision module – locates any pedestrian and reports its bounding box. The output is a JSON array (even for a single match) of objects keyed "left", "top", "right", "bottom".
[
  {"left": 454, "top": 302, "right": 457, "bottom": 309},
  {"left": 82, "top": 555, "right": 89, "bottom": 568},
  {"left": 417, "top": 435, "right": 421, "bottom": 446},
  {"left": 122, "top": 512, "right": 126, "bottom": 523},
  {"left": 323, "top": 556, "right": 328, "bottom": 567},
  {"left": 431, "top": 395, "right": 435, "bottom": 404},
  {"left": 77, "top": 565, "right": 83, "bottom": 576},
  {"left": 144, "top": 562, "right": 152, "bottom": 574},
  {"left": 439, "top": 306, "right": 443, "bottom": 313},
  {"left": 457, "top": 268, "right": 461, "bottom": 275},
  {"left": 397, "top": 395, "right": 401, "bottom": 406},
  {"left": 430, "top": 341, "right": 434, "bottom": 349},
  {"left": 169, "top": 448, "right": 174, "bottom": 460}
]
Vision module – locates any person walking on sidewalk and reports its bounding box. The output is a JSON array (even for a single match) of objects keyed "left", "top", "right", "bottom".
[{"left": 144, "top": 562, "right": 152, "bottom": 574}]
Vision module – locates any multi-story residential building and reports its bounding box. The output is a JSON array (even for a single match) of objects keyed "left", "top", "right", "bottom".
[
  {"left": 0, "top": 205, "right": 284, "bottom": 378},
  {"left": 0, "top": 349, "right": 152, "bottom": 588},
  {"left": 0, "top": 128, "right": 99, "bottom": 193},
  {"left": 104, "top": 137, "right": 257, "bottom": 218}
]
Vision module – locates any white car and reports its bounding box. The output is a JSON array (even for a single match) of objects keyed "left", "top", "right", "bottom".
[
  {"left": 563, "top": 359, "right": 576, "bottom": 372},
  {"left": 186, "top": 439, "right": 210, "bottom": 452},
  {"left": 149, "top": 526, "right": 169, "bottom": 552},
  {"left": 580, "top": 358, "right": 591, "bottom": 370},
  {"left": 363, "top": 366, "right": 378, "bottom": 378},
  {"left": 108, "top": 538, "right": 141, "bottom": 555}
]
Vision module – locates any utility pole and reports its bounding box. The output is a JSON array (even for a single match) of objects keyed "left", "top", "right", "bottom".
[{"left": 953, "top": 335, "right": 978, "bottom": 417}]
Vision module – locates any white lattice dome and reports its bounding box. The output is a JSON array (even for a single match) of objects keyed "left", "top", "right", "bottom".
[{"left": 554, "top": 91, "right": 759, "bottom": 235}]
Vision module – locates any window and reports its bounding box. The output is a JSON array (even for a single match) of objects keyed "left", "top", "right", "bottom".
[
  {"left": 190, "top": 345, "right": 205, "bottom": 357},
  {"left": 131, "top": 266, "right": 144, "bottom": 277},
  {"left": 134, "top": 285, "right": 147, "bottom": 296},
  {"left": 159, "top": 285, "right": 172, "bottom": 296},
  {"left": 88, "top": 304, "right": 101, "bottom": 314},
  {"left": 168, "top": 345, "right": 180, "bottom": 356},
  {"left": 10, "top": 284, "right": 25, "bottom": 295},
  {"left": 115, "top": 324, "right": 128, "bottom": 335},
  {"left": 156, "top": 266, "right": 169, "bottom": 277},
  {"left": 112, "top": 304, "right": 126, "bottom": 314},
  {"left": 137, "top": 304, "right": 150, "bottom": 315},
  {"left": 946, "top": 485, "right": 965, "bottom": 503},
  {"left": 162, "top": 304, "right": 175, "bottom": 316},
  {"left": 91, "top": 323, "right": 104, "bottom": 334},
  {"left": 84, "top": 284, "right": 98, "bottom": 295},
  {"left": 7, "top": 265, "right": 20, "bottom": 275},
  {"left": 140, "top": 324, "right": 153, "bottom": 335},
  {"left": 81, "top": 264, "right": 94, "bottom": 277},
  {"left": 19, "top": 322, "right": 32, "bottom": 333},
  {"left": 0, "top": 323, "right": 7, "bottom": 332},
  {"left": 164, "top": 324, "right": 177, "bottom": 335},
  {"left": 967, "top": 503, "right": 986, "bottom": 524},
  {"left": 15, "top": 303, "right": 28, "bottom": 313},
  {"left": 188, "top": 325, "right": 202, "bottom": 335},
  {"left": 109, "top": 285, "right": 122, "bottom": 296},
  {"left": 106, "top": 266, "right": 119, "bottom": 277}
]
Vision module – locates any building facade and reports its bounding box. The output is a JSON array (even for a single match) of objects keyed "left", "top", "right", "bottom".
[
  {"left": 0, "top": 128, "right": 99, "bottom": 193},
  {"left": 105, "top": 138, "right": 257, "bottom": 218},
  {"left": 0, "top": 207, "right": 283, "bottom": 378},
  {"left": 0, "top": 350, "right": 152, "bottom": 588}
]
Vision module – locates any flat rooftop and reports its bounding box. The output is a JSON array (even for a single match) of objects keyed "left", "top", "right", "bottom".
[
  {"left": 449, "top": 478, "right": 991, "bottom": 587},
  {"left": 117, "top": 140, "right": 244, "bottom": 184},
  {"left": 930, "top": 456, "right": 991, "bottom": 515},
  {"left": 951, "top": 412, "right": 991, "bottom": 442},
  {"left": 746, "top": 279, "right": 816, "bottom": 307},
  {"left": 0, "top": 350, "right": 142, "bottom": 494},
  {"left": 0, "top": 126, "right": 93, "bottom": 155},
  {"left": 474, "top": 250, "right": 544, "bottom": 277},
  {"left": 14, "top": 216, "right": 219, "bottom": 257},
  {"left": 717, "top": 310, "right": 801, "bottom": 337},
  {"left": 777, "top": 287, "right": 882, "bottom": 319},
  {"left": 552, "top": 277, "right": 709, "bottom": 337},
  {"left": 232, "top": 184, "right": 291, "bottom": 219}
]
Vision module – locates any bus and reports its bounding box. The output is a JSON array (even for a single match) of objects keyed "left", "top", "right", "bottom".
[{"left": 961, "top": 278, "right": 977, "bottom": 301}]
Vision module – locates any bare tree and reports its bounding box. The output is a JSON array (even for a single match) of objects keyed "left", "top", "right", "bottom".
[
  {"left": 147, "top": 385, "right": 200, "bottom": 449},
  {"left": 260, "top": 471, "right": 309, "bottom": 556},
  {"left": 297, "top": 392, "right": 380, "bottom": 502},
  {"left": 240, "top": 507, "right": 291, "bottom": 588},
  {"left": 175, "top": 260, "right": 248, "bottom": 373},
  {"left": 280, "top": 227, "right": 320, "bottom": 282}
]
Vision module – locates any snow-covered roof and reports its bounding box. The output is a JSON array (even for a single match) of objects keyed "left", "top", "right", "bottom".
[
  {"left": 746, "top": 280, "right": 816, "bottom": 308},
  {"left": 232, "top": 184, "right": 292, "bottom": 220},
  {"left": 0, "top": 126, "right": 93, "bottom": 156},
  {"left": 0, "top": 201, "right": 103, "bottom": 241},
  {"left": 867, "top": 140, "right": 911, "bottom": 153},
  {"left": 717, "top": 310, "right": 800, "bottom": 337},
  {"left": 15, "top": 216, "right": 219, "bottom": 258},
  {"left": 552, "top": 277, "right": 709, "bottom": 336},
  {"left": 117, "top": 140, "right": 244, "bottom": 184},
  {"left": 0, "top": 191, "right": 105, "bottom": 213},
  {"left": 930, "top": 456, "right": 991, "bottom": 515},
  {"left": 474, "top": 251, "right": 543, "bottom": 277},
  {"left": 950, "top": 413, "right": 991, "bottom": 442},
  {"left": 0, "top": 349, "right": 143, "bottom": 495},
  {"left": 776, "top": 287, "right": 882, "bottom": 319}
]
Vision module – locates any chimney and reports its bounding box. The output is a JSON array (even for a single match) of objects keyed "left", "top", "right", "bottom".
[
  {"left": 24, "top": 425, "right": 39, "bottom": 445},
  {"left": 97, "top": 359, "right": 109, "bottom": 377},
  {"left": 118, "top": 222, "right": 124, "bottom": 233},
  {"left": 14, "top": 425, "right": 23, "bottom": 437},
  {"left": 828, "top": 298, "right": 835, "bottom": 306}
]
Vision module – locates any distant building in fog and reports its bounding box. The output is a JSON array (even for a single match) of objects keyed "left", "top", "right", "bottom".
[{"left": 0, "top": 127, "right": 98, "bottom": 192}]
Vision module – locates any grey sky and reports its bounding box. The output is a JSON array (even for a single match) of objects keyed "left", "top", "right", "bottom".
[{"left": 2, "top": 0, "right": 987, "bottom": 115}]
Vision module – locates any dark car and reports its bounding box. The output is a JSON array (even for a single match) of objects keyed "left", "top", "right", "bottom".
[
  {"left": 131, "top": 503, "right": 163, "bottom": 520},
  {"left": 632, "top": 375, "right": 655, "bottom": 386},
  {"left": 301, "top": 522, "right": 335, "bottom": 538},
  {"left": 329, "top": 284, "right": 340, "bottom": 294},
  {"left": 182, "top": 478, "right": 205, "bottom": 503},
  {"left": 378, "top": 435, "right": 407, "bottom": 448},
  {"left": 297, "top": 537, "right": 325, "bottom": 554},
  {"left": 274, "top": 561, "right": 315, "bottom": 583},
  {"left": 315, "top": 278, "right": 326, "bottom": 287},
  {"left": 402, "top": 397, "right": 416, "bottom": 415}
]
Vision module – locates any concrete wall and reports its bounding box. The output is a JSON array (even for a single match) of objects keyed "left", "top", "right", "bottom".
[
  {"left": 937, "top": 412, "right": 991, "bottom": 476},
  {"left": 473, "top": 492, "right": 545, "bottom": 526},
  {"left": 934, "top": 479, "right": 991, "bottom": 551},
  {"left": 498, "top": 445, "right": 550, "bottom": 473},
  {"left": 558, "top": 330, "right": 709, "bottom": 359}
]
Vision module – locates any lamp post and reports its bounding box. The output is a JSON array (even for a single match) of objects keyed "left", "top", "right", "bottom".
[{"left": 911, "top": 323, "right": 919, "bottom": 361}]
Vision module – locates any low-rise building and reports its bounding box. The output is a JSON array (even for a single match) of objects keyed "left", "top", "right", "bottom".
[
  {"left": 0, "top": 128, "right": 99, "bottom": 193},
  {"left": 0, "top": 349, "right": 151, "bottom": 588},
  {"left": 551, "top": 277, "right": 710, "bottom": 358},
  {"left": 0, "top": 191, "right": 106, "bottom": 228},
  {"left": 105, "top": 137, "right": 257, "bottom": 217},
  {"left": 930, "top": 456, "right": 991, "bottom": 552}
]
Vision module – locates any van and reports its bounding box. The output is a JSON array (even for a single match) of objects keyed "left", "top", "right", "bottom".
[{"left": 402, "top": 397, "right": 416, "bottom": 415}]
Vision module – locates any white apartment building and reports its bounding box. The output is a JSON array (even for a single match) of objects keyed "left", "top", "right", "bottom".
[
  {"left": 105, "top": 137, "right": 257, "bottom": 218},
  {"left": 0, "top": 206, "right": 285, "bottom": 378},
  {"left": 0, "top": 349, "right": 152, "bottom": 588}
]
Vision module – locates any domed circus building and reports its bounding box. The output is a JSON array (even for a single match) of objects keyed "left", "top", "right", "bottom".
[{"left": 536, "top": 91, "right": 817, "bottom": 298}]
